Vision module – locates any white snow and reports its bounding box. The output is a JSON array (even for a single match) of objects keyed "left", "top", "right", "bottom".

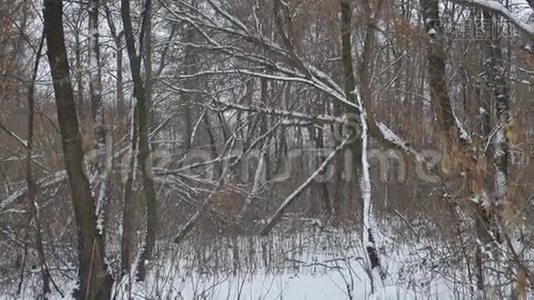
[{"left": 449, "top": 0, "right": 534, "bottom": 38}]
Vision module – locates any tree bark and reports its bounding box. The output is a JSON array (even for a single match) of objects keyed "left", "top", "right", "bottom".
[
  {"left": 43, "top": 0, "right": 113, "bottom": 298},
  {"left": 482, "top": 11, "right": 510, "bottom": 208},
  {"left": 420, "top": 0, "right": 457, "bottom": 138},
  {"left": 120, "top": 104, "right": 138, "bottom": 276},
  {"left": 103, "top": 3, "right": 126, "bottom": 122},
  {"left": 339, "top": 2, "right": 383, "bottom": 290},
  {"left": 120, "top": 0, "right": 158, "bottom": 281},
  {"left": 339, "top": 0, "right": 363, "bottom": 160},
  {"left": 26, "top": 32, "right": 51, "bottom": 298},
  {"left": 339, "top": 0, "right": 363, "bottom": 222},
  {"left": 88, "top": 0, "right": 112, "bottom": 248}
]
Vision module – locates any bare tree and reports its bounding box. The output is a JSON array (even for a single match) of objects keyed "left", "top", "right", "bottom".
[
  {"left": 120, "top": 0, "right": 158, "bottom": 281},
  {"left": 43, "top": 0, "right": 113, "bottom": 298}
]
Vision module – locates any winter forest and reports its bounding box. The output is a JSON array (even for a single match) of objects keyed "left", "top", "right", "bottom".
[{"left": 0, "top": 0, "right": 533, "bottom": 299}]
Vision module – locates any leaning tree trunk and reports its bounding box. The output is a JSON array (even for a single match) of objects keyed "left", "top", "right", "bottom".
[{"left": 43, "top": 0, "right": 113, "bottom": 298}]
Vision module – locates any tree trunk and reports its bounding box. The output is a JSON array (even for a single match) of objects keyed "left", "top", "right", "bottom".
[
  {"left": 340, "top": 0, "right": 381, "bottom": 280},
  {"left": 482, "top": 11, "right": 510, "bottom": 208},
  {"left": 43, "top": 0, "right": 113, "bottom": 298},
  {"left": 120, "top": 104, "right": 138, "bottom": 276},
  {"left": 103, "top": 3, "right": 126, "bottom": 123},
  {"left": 120, "top": 0, "right": 158, "bottom": 281},
  {"left": 144, "top": 0, "right": 154, "bottom": 124},
  {"left": 26, "top": 32, "right": 50, "bottom": 298},
  {"left": 88, "top": 0, "right": 112, "bottom": 248},
  {"left": 420, "top": 0, "right": 457, "bottom": 138},
  {"left": 340, "top": 0, "right": 363, "bottom": 180},
  {"left": 315, "top": 125, "right": 332, "bottom": 216}
]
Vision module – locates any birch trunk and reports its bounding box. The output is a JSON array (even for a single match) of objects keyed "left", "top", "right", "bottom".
[{"left": 340, "top": 0, "right": 381, "bottom": 284}]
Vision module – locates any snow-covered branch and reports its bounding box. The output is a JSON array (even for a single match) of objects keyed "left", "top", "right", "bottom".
[
  {"left": 0, "top": 171, "right": 66, "bottom": 212},
  {"left": 448, "top": 0, "right": 534, "bottom": 38},
  {"left": 0, "top": 122, "right": 28, "bottom": 148},
  {"left": 259, "top": 138, "right": 351, "bottom": 236}
]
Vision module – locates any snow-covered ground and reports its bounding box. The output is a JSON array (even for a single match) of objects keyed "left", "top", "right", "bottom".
[
  {"left": 114, "top": 231, "right": 458, "bottom": 299},
  {"left": 6, "top": 228, "right": 475, "bottom": 299}
]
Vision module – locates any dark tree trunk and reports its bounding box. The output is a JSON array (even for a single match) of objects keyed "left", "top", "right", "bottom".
[
  {"left": 43, "top": 0, "right": 113, "bottom": 298},
  {"left": 120, "top": 0, "right": 158, "bottom": 281},
  {"left": 337, "top": 0, "right": 364, "bottom": 222},
  {"left": 26, "top": 33, "right": 50, "bottom": 297},
  {"left": 103, "top": 3, "right": 126, "bottom": 123},
  {"left": 482, "top": 11, "right": 510, "bottom": 207},
  {"left": 102, "top": 1, "right": 135, "bottom": 277},
  {"left": 120, "top": 106, "right": 138, "bottom": 276},
  {"left": 420, "top": 0, "right": 457, "bottom": 138},
  {"left": 315, "top": 125, "right": 332, "bottom": 216},
  {"left": 88, "top": 0, "right": 112, "bottom": 249}
]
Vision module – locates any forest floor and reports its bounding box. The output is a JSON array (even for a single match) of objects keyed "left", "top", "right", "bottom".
[{"left": 6, "top": 223, "right": 486, "bottom": 299}]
